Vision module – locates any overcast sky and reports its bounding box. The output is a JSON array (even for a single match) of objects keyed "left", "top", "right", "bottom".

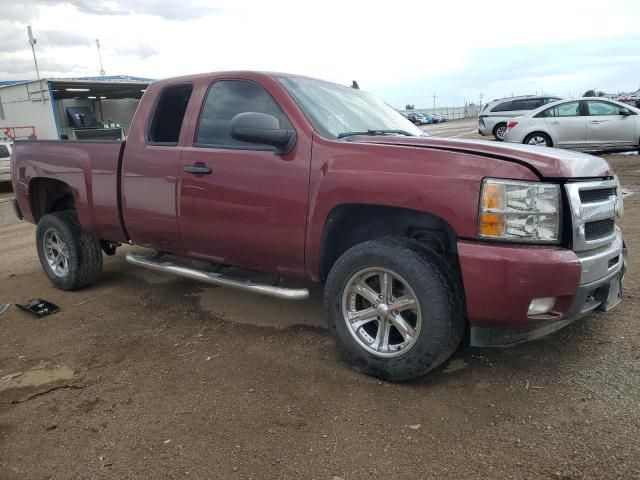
[{"left": 1, "top": 0, "right": 639, "bottom": 107}]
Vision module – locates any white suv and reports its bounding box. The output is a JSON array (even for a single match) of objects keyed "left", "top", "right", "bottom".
[
  {"left": 478, "top": 95, "right": 562, "bottom": 141},
  {"left": 0, "top": 142, "right": 12, "bottom": 183}
]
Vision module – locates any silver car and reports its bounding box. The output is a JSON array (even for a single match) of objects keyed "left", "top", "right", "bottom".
[
  {"left": 478, "top": 95, "right": 562, "bottom": 141},
  {"left": 504, "top": 98, "right": 640, "bottom": 150},
  {"left": 0, "top": 142, "right": 11, "bottom": 183}
]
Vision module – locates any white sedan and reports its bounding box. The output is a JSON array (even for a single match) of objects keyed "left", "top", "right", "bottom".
[
  {"left": 0, "top": 142, "right": 11, "bottom": 183},
  {"left": 504, "top": 98, "right": 640, "bottom": 150}
]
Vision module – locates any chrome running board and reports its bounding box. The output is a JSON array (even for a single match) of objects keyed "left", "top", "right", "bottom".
[{"left": 125, "top": 252, "right": 309, "bottom": 300}]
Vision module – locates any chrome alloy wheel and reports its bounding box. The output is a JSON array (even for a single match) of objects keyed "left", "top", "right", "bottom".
[
  {"left": 495, "top": 125, "right": 507, "bottom": 140},
  {"left": 341, "top": 267, "right": 422, "bottom": 358},
  {"left": 43, "top": 228, "right": 70, "bottom": 277},
  {"left": 527, "top": 135, "right": 548, "bottom": 146}
]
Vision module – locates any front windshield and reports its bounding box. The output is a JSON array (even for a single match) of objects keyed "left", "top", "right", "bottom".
[{"left": 279, "top": 77, "right": 424, "bottom": 139}]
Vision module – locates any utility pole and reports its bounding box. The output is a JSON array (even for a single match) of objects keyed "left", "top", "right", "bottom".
[
  {"left": 479, "top": 93, "right": 483, "bottom": 109},
  {"left": 432, "top": 92, "right": 436, "bottom": 108},
  {"left": 96, "top": 39, "right": 106, "bottom": 76},
  {"left": 27, "top": 26, "right": 44, "bottom": 101}
]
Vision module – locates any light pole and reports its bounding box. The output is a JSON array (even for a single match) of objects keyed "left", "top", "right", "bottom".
[
  {"left": 27, "top": 26, "right": 44, "bottom": 101},
  {"left": 96, "top": 39, "right": 106, "bottom": 76}
]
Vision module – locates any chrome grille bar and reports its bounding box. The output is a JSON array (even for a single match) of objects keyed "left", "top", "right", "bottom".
[{"left": 565, "top": 179, "right": 618, "bottom": 252}]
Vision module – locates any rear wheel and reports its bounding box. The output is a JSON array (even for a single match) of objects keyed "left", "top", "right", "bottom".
[
  {"left": 324, "top": 237, "right": 465, "bottom": 381},
  {"left": 493, "top": 122, "right": 507, "bottom": 141},
  {"left": 36, "top": 211, "right": 103, "bottom": 291},
  {"left": 524, "top": 132, "right": 552, "bottom": 147}
]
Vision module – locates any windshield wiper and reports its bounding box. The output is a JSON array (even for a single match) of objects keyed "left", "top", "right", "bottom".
[{"left": 337, "top": 129, "right": 415, "bottom": 139}]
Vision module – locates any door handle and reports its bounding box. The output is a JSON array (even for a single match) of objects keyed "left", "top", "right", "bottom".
[{"left": 184, "top": 164, "right": 212, "bottom": 175}]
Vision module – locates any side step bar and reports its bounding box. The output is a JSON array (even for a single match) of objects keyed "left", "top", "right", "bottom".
[{"left": 126, "top": 252, "right": 309, "bottom": 300}]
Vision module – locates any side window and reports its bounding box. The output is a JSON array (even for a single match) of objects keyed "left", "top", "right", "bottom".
[
  {"left": 586, "top": 101, "right": 623, "bottom": 116},
  {"left": 491, "top": 101, "right": 513, "bottom": 112},
  {"left": 196, "top": 80, "right": 292, "bottom": 148},
  {"left": 147, "top": 84, "right": 193, "bottom": 144},
  {"left": 0, "top": 145, "right": 9, "bottom": 158},
  {"left": 512, "top": 99, "right": 542, "bottom": 110},
  {"left": 537, "top": 102, "right": 580, "bottom": 118}
]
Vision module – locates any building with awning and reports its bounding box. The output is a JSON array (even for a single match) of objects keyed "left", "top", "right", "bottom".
[{"left": 0, "top": 75, "right": 153, "bottom": 140}]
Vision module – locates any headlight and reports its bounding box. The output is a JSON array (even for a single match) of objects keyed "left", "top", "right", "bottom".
[{"left": 478, "top": 178, "right": 560, "bottom": 243}]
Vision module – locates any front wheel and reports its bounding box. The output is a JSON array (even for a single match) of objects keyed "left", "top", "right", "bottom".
[
  {"left": 524, "top": 132, "right": 552, "bottom": 147},
  {"left": 324, "top": 238, "right": 465, "bottom": 381},
  {"left": 36, "top": 211, "right": 103, "bottom": 291}
]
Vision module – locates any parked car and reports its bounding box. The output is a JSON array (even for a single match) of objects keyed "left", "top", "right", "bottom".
[
  {"left": 504, "top": 98, "right": 640, "bottom": 150},
  {"left": 0, "top": 142, "right": 11, "bottom": 183},
  {"left": 428, "top": 113, "right": 447, "bottom": 123},
  {"left": 408, "top": 113, "right": 430, "bottom": 125},
  {"left": 10, "top": 71, "right": 626, "bottom": 382},
  {"left": 479, "top": 95, "right": 562, "bottom": 140}
]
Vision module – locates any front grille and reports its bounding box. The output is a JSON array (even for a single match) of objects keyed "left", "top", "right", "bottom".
[
  {"left": 579, "top": 188, "right": 615, "bottom": 203},
  {"left": 585, "top": 219, "right": 615, "bottom": 240}
]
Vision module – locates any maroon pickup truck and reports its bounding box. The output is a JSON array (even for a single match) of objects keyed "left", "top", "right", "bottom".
[{"left": 10, "top": 71, "right": 627, "bottom": 381}]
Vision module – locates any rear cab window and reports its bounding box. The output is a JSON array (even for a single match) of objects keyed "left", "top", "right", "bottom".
[{"left": 147, "top": 84, "right": 193, "bottom": 145}]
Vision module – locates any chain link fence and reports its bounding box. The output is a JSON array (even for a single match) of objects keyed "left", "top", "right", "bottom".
[{"left": 400, "top": 104, "right": 483, "bottom": 120}]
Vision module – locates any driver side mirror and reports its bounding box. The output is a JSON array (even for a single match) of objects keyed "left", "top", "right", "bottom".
[
  {"left": 230, "top": 112, "right": 296, "bottom": 155},
  {"left": 620, "top": 108, "right": 633, "bottom": 116}
]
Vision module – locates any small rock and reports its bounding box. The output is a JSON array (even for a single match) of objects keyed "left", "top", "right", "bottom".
[
  {"left": 233, "top": 467, "right": 238, "bottom": 472},
  {"left": 333, "top": 476, "right": 345, "bottom": 480},
  {"left": 321, "top": 434, "right": 328, "bottom": 438},
  {"left": 407, "top": 424, "right": 421, "bottom": 430},
  {"left": 163, "top": 439, "right": 171, "bottom": 444}
]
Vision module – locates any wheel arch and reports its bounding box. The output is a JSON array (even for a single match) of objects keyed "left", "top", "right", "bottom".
[
  {"left": 318, "top": 203, "right": 461, "bottom": 283},
  {"left": 28, "top": 177, "right": 77, "bottom": 223},
  {"left": 523, "top": 130, "right": 554, "bottom": 147}
]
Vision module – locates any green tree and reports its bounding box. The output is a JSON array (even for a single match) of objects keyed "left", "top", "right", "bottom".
[
  {"left": 405, "top": 104, "right": 415, "bottom": 110},
  {"left": 583, "top": 89, "right": 596, "bottom": 97}
]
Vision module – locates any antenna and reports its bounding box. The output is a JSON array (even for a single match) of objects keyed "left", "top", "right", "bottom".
[
  {"left": 27, "top": 26, "right": 45, "bottom": 101},
  {"left": 96, "top": 39, "right": 106, "bottom": 76}
]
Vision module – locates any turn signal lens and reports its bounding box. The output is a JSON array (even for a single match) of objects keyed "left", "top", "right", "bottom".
[{"left": 478, "top": 179, "right": 561, "bottom": 243}]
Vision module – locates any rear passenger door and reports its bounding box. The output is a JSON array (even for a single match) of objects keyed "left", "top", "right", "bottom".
[
  {"left": 177, "top": 79, "right": 310, "bottom": 277},
  {"left": 122, "top": 83, "right": 193, "bottom": 252},
  {"left": 538, "top": 101, "right": 586, "bottom": 147},
  {"left": 584, "top": 100, "right": 637, "bottom": 146}
]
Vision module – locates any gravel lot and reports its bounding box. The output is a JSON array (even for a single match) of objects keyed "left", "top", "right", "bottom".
[{"left": 1, "top": 122, "right": 639, "bottom": 479}]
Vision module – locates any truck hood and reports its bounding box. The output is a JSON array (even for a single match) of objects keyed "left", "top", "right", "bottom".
[{"left": 349, "top": 136, "right": 612, "bottom": 179}]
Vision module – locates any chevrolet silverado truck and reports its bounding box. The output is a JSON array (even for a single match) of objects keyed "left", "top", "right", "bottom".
[{"left": 10, "top": 71, "right": 627, "bottom": 381}]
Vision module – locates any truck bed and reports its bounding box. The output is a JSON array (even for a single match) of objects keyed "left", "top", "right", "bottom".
[{"left": 11, "top": 140, "right": 128, "bottom": 243}]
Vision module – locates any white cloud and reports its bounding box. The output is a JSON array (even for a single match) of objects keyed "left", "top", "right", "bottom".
[{"left": 1, "top": 0, "right": 639, "bottom": 105}]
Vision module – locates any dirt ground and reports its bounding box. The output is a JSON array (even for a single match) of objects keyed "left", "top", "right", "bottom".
[{"left": 1, "top": 121, "right": 639, "bottom": 479}]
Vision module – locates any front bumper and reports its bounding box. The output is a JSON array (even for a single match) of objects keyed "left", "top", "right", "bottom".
[{"left": 459, "top": 229, "right": 627, "bottom": 347}]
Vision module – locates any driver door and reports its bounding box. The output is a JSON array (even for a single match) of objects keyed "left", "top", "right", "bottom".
[{"left": 177, "top": 79, "right": 311, "bottom": 277}]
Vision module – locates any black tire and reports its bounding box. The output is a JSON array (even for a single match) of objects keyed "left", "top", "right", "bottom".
[
  {"left": 523, "top": 132, "right": 552, "bottom": 147},
  {"left": 324, "top": 237, "right": 465, "bottom": 382},
  {"left": 493, "top": 122, "right": 507, "bottom": 141},
  {"left": 36, "top": 210, "right": 103, "bottom": 291}
]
